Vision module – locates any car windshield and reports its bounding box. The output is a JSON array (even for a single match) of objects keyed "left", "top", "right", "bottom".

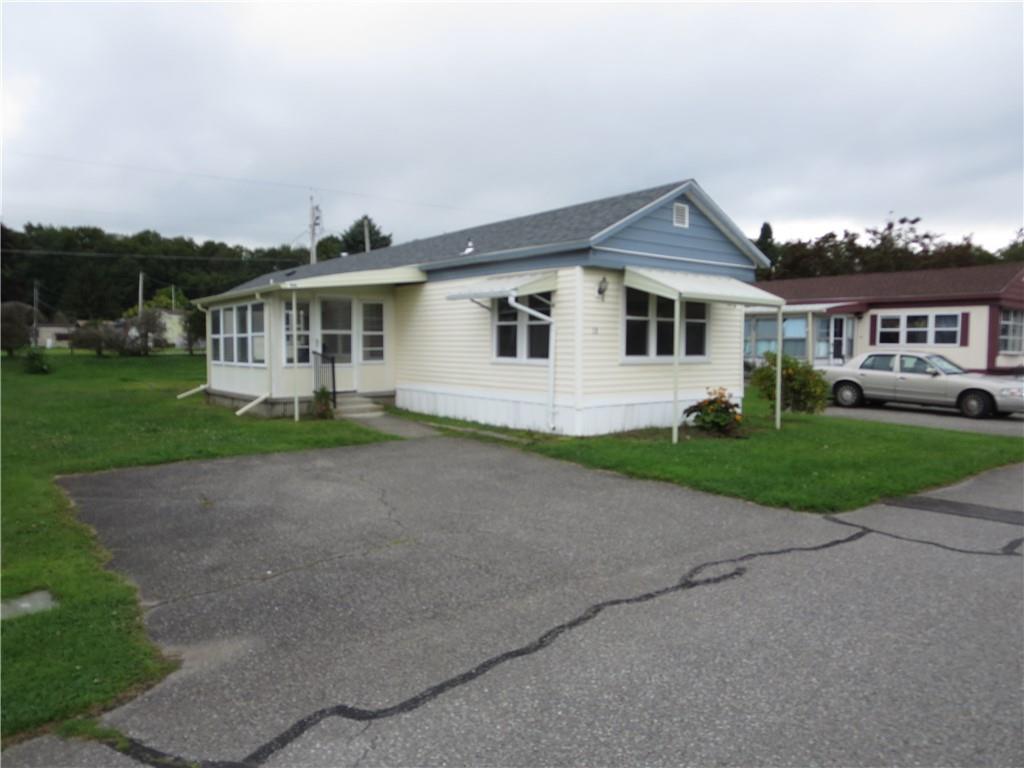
[{"left": 926, "top": 355, "right": 965, "bottom": 375}]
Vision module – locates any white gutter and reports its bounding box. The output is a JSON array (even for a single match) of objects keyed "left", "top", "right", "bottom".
[{"left": 506, "top": 293, "right": 557, "bottom": 431}]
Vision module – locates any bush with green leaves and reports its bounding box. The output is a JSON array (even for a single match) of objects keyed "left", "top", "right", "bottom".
[
  {"left": 683, "top": 387, "right": 743, "bottom": 436},
  {"left": 22, "top": 348, "right": 51, "bottom": 374},
  {"left": 313, "top": 387, "right": 334, "bottom": 419},
  {"left": 750, "top": 352, "right": 828, "bottom": 413}
]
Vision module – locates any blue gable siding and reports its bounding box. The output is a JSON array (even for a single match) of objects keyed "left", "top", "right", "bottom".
[{"left": 599, "top": 194, "right": 755, "bottom": 271}]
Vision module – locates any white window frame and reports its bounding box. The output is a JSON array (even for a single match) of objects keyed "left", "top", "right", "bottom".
[
  {"left": 1000, "top": 309, "right": 1024, "bottom": 353},
  {"left": 491, "top": 293, "right": 551, "bottom": 364},
  {"left": 876, "top": 312, "right": 960, "bottom": 346},
  {"left": 622, "top": 288, "right": 709, "bottom": 363},
  {"left": 210, "top": 302, "right": 266, "bottom": 367},
  {"left": 283, "top": 301, "right": 311, "bottom": 367}
]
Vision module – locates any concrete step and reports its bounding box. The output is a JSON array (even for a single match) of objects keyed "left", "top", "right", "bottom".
[
  {"left": 336, "top": 403, "right": 384, "bottom": 416},
  {"left": 340, "top": 411, "right": 384, "bottom": 420}
]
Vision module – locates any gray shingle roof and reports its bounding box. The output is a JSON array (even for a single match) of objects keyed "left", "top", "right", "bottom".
[{"left": 230, "top": 180, "right": 687, "bottom": 293}]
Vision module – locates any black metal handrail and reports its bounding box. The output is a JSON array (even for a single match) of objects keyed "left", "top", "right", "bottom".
[{"left": 311, "top": 350, "right": 337, "bottom": 408}]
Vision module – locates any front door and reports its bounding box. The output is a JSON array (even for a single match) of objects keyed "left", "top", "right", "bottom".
[
  {"left": 319, "top": 298, "right": 356, "bottom": 392},
  {"left": 831, "top": 317, "right": 846, "bottom": 364}
]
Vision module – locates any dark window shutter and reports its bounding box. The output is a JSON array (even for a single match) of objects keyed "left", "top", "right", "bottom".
[
  {"left": 960, "top": 312, "right": 969, "bottom": 346},
  {"left": 869, "top": 315, "right": 877, "bottom": 345}
]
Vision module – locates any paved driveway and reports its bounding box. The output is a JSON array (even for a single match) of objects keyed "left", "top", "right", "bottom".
[
  {"left": 7, "top": 440, "right": 1022, "bottom": 767},
  {"left": 824, "top": 402, "right": 1024, "bottom": 437}
]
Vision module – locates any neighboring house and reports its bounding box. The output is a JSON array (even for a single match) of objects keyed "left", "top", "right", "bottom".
[
  {"left": 746, "top": 262, "right": 1024, "bottom": 373},
  {"left": 37, "top": 323, "right": 75, "bottom": 349},
  {"left": 195, "top": 180, "right": 784, "bottom": 435}
]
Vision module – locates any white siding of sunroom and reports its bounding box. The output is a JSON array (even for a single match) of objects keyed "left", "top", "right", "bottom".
[
  {"left": 394, "top": 268, "right": 578, "bottom": 430},
  {"left": 577, "top": 268, "right": 746, "bottom": 432}
]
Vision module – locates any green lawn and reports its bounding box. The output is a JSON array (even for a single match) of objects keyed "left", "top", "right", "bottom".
[
  {"left": 529, "top": 393, "right": 1023, "bottom": 511},
  {"left": 1, "top": 352, "right": 389, "bottom": 740}
]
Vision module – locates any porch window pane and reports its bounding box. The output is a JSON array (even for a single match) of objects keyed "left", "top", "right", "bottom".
[
  {"left": 211, "top": 338, "right": 221, "bottom": 360},
  {"left": 625, "top": 319, "right": 648, "bottom": 356},
  {"left": 684, "top": 302, "right": 707, "bottom": 321},
  {"left": 655, "top": 295, "right": 674, "bottom": 320},
  {"left": 251, "top": 303, "right": 264, "bottom": 333},
  {"left": 237, "top": 336, "right": 249, "bottom": 363},
  {"left": 815, "top": 318, "right": 830, "bottom": 358},
  {"left": 322, "top": 334, "right": 351, "bottom": 362},
  {"left": 237, "top": 305, "right": 248, "bottom": 334},
  {"left": 223, "top": 309, "right": 235, "bottom": 335},
  {"left": 782, "top": 339, "right": 806, "bottom": 358},
  {"left": 251, "top": 336, "right": 265, "bottom": 364},
  {"left": 223, "top": 337, "right": 235, "bottom": 362},
  {"left": 497, "top": 299, "right": 518, "bottom": 323},
  {"left": 211, "top": 309, "right": 221, "bottom": 335},
  {"left": 322, "top": 299, "right": 352, "bottom": 331}
]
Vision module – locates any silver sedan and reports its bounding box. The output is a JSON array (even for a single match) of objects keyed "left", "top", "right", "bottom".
[{"left": 821, "top": 352, "right": 1024, "bottom": 418}]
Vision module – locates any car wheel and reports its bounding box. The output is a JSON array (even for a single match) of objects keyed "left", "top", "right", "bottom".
[
  {"left": 959, "top": 391, "right": 993, "bottom": 419},
  {"left": 834, "top": 382, "right": 863, "bottom": 408}
]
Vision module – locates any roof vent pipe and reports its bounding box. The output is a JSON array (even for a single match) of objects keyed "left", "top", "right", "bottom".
[{"left": 461, "top": 239, "right": 474, "bottom": 256}]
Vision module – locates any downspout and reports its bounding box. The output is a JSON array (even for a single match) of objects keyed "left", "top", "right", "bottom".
[
  {"left": 178, "top": 304, "right": 211, "bottom": 399},
  {"left": 672, "top": 294, "right": 681, "bottom": 445},
  {"left": 507, "top": 293, "right": 557, "bottom": 431}
]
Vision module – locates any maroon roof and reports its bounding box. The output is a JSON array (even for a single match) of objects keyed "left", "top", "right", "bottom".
[{"left": 756, "top": 262, "right": 1024, "bottom": 305}]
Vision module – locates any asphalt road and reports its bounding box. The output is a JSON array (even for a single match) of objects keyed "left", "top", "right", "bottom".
[
  {"left": 7, "top": 440, "right": 1022, "bottom": 767},
  {"left": 824, "top": 402, "right": 1024, "bottom": 437}
]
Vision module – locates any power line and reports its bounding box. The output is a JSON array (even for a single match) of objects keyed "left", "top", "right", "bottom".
[
  {"left": 8, "top": 149, "right": 500, "bottom": 215},
  {"left": 3, "top": 248, "right": 303, "bottom": 264}
]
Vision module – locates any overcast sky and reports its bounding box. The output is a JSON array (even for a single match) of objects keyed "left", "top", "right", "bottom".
[{"left": 3, "top": 2, "right": 1022, "bottom": 252}]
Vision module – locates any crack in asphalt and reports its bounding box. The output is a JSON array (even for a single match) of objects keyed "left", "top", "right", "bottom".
[{"left": 81, "top": 521, "right": 1020, "bottom": 768}]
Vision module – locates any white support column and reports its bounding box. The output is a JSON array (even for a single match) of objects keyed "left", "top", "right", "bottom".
[
  {"left": 775, "top": 305, "right": 783, "bottom": 430},
  {"left": 292, "top": 290, "right": 299, "bottom": 422},
  {"left": 672, "top": 294, "right": 681, "bottom": 445},
  {"left": 806, "top": 311, "right": 814, "bottom": 364}
]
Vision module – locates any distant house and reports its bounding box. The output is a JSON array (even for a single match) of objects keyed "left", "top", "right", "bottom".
[
  {"left": 37, "top": 323, "right": 75, "bottom": 349},
  {"left": 747, "top": 262, "right": 1024, "bottom": 373},
  {"left": 196, "top": 180, "right": 786, "bottom": 434}
]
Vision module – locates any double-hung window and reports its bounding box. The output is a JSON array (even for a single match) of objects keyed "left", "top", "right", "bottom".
[
  {"left": 210, "top": 302, "right": 265, "bottom": 365},
  {"left": 877, "top": 313, "right": 960, "bottom": 345},
  {"left": 362, "top": 303, "right": 385, "bottom": 361},
  {"left": 321, "top": 299, "right": 353, "bottom": 363},
  {"left": 1000, "top": 309, "right": 1024, "bottom": 353},
  {"left": 624, "top": 288, "right": 707, "bottom": 359},
  {"left": 284, "top": 301, "right": 310, "bottom": 364},
  {"left": 494, "top": 292, "right": 551, "bottom": 360}
]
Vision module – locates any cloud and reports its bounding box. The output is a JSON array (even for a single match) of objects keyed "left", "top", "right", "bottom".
[{"left": 2, "top": 3, "right": 1021, "bottom": 250}]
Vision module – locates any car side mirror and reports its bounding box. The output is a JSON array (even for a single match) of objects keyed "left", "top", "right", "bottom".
[{"left": 929, "top": 370, "right": 939, "bottom": 377}]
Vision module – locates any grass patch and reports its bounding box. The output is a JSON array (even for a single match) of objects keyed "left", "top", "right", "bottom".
[
  {"left": 1, "top": 354, "right": 389, "bottom": 739},
  {"left": 530, "top": 393, "right": 1023, "bottom": 511},
  {"left": 393, "top": 393, "right": 1022, "bottom": 512}
]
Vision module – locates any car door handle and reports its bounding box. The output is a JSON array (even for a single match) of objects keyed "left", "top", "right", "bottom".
[{"left": 898, "top": 376, "right": 907, "bottom": 380}]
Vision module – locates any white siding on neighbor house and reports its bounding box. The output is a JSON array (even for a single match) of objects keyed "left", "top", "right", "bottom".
[{"left": 856, "top": 305, "right": 989, "bottom": 371}]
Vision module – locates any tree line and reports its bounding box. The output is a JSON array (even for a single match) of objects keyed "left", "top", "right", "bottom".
[
  {"left": 0, "top": 215, "right": 391, "bottom": 322},
  {"left": 754, "top": 217, "right": 1024, "bottom": 281}
]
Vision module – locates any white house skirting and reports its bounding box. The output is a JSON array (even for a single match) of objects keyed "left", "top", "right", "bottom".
[{"left": 395, "top": 383, "right": 739, "bottom": 436}]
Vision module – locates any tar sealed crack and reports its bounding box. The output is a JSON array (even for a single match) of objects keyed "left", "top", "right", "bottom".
[{"left": 82, "top": 521, "right": 1020, "bottom": 768}]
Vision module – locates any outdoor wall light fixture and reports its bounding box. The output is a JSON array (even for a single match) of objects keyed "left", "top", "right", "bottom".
[{"left": 597, "top": 276, "right": 608, "bottom": 300}]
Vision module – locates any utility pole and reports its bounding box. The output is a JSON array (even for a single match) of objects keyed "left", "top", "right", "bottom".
[
  {"left": 309, "top": 195, "right": 322, "bottom": 264},
  {"left": 363, "top": 216, "right": 371, "bottom": 253},
  {"left": 138, "top": 272, "right": 144, "bottom": 318},
  {"left": 32, "top": 280, "right": 39, "bottom": 347}
]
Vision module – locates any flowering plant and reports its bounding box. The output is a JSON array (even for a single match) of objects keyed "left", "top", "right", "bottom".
[{"left": 682, "top": 387, "right": 743, "bottom": 436}]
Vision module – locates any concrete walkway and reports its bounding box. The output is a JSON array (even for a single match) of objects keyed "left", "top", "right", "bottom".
[
  {"left": 340, "top": 413, "right": 440, "bottom": 439},
  {"left": 5, "top": 447, "right": 1021, "bottom": 768}
]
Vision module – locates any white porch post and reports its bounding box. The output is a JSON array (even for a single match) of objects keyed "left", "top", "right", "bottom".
[
  {"left": 672, "top": 294, "right": 681, "bottom": 445},
  {"left": 806, "top": 311, "right": 814, "bottom": 364},
  {"left": 292, "top": 290, "right": 299, "bottom": 422},
  {"left": 775, "top": 305, "right": 783, "bottom": 430}
]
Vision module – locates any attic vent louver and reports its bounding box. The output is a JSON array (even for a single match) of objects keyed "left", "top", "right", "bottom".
[{"left": 672, "top": 203, "right": 690, "bottom": 229}]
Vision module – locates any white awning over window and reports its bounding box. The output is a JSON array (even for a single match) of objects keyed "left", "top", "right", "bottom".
[
  {"left": 624, "top": 266, "right": 785, "bottom": 308},
  {"left": 446, "top": 271, "right": 557, "bottom": 301}
]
